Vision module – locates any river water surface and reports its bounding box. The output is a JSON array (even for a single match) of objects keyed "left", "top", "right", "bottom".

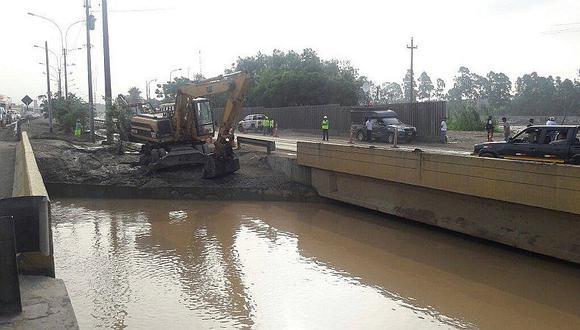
[{"left": 52, "top": 199, "right": 580, "bottom": 329}]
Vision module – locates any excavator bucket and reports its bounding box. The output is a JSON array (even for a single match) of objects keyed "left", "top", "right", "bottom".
[{"left": 202, "top": 152, "right": 240, "bottom": 178}]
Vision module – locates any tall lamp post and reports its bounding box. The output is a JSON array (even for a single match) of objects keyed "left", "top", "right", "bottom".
[
  {"left": 39, "top": 62, "right": 61, "bottom": 96},
  {"left": 64, "top": 20, "right": 84, "bottom": 97},
  {"left": 169, "top": 68, "right": 182, "bottom": 82},
  {"left": 28, "top": 12, "right": 84, "bottom": 99},
  {"left": 146, "top": 78, "right": 157, "bottom": 100},
  {"left": 43, "top": 41, "right": 53, "bottom": 133},
  {"left": 34, "top": 44, "right": 62, "bottom": 97}
]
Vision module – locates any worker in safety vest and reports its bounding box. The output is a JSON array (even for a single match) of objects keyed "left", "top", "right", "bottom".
[
  {"left": 74, "top": 119, "right": 82, "bottom": 137},
  {"left": 269, "top": 118, "right": 275, "bottom": 135},
  {"left": 321, "top": 116, "right": 329, "bottom": 141},
  {"left": 263, "top": 117, "right": 269, "bottom": 135}
]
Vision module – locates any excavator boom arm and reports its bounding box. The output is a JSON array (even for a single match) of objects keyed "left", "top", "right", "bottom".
[{"left": 173, "top": 71, "right": 250, "bottom": 144}]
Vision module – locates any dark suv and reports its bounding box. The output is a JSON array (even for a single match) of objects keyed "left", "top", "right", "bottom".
[
  {"left": 474, "top": 125, "right": 580, "bottom": 164},
  {"left": 351, "top": 110, "right": 417, "bottom": 143}
]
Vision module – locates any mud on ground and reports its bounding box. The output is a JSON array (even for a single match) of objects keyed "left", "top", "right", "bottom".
[{"left": 31, "top": 138, "right": 312, "bottom": 197}]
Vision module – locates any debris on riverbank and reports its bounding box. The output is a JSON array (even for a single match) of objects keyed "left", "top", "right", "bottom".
[{"left": 30, "top": 136, "right": 317, "bottom": 202}]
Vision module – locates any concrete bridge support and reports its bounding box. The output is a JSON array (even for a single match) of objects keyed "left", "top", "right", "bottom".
[{"left": 298, "top": 142, "right": 580, "bottom": 264}]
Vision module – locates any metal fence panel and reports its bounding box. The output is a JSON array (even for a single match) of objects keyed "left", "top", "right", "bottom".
[{"left": 214, "top": 101, "right": 446, "bottom": 141}]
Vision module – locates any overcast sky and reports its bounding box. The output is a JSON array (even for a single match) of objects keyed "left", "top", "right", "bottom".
[{"left": 1, "top": 0, "right": 579, "bottom": 104}]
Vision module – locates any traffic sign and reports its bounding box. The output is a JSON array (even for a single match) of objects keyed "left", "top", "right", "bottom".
[{"left": 21, "top": 95, "right": 33, "bottom": 106}]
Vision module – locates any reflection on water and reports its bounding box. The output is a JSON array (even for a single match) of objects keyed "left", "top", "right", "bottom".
[{"left": 51, "top": 199, "right": 580, "bottom": 329}]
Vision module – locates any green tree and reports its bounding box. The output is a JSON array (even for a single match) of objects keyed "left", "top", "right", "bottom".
[
  {"left": 434, "top": 78, "right": 446, "bottom": 100},
  {"left": 231, "top": 48, "right": 362, "bottom": 107},
  {"left": 402, "top": 69, "right": 417, "bottom": 102},
  {"left": 448, "top": 67, "right": 488, "bottom": 101},
  {"left": 417, "top": 71, "right": 434, "bottom": 101},
  {"left": 155, "top": 77, "right": 191, "bottom": 102},
  {"left": 485, "top": 71, "right": 512, "bottom": 108},
  {"left": 512, "top": 72, "right": 556, "bottom": 115},
  {"left": 555, "top": 78, "right": 580, "bottom": 120},
  {"left": 127, "top": 87, "right": 143, "bottom": 104},
  {"left": 379, "top": 82, "right": 404, "bottom": 104}
]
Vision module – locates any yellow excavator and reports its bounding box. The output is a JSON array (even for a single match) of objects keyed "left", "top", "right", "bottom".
[{"left": 127, "top": 71, "right": 250, "bottom": 178}]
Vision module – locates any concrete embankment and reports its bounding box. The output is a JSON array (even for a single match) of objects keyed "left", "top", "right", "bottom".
[
  {"left": 0, "top": 132, "right": 78, "bottom": 329},
  {"left": 11, "top": 132, "right": 53, "bottom": 276},
  {"left": 297, "top": 142, "right": 580, "bottom": 264}
]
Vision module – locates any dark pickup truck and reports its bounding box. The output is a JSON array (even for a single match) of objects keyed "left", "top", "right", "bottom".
[
  {"left": 350, "top": 110, "right": 417, "bottom": 143},
  {"left": 474, "top": 125, "right": 580, "bottom": 164}
]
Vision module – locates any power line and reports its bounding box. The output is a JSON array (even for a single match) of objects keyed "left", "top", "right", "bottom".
[
  {"left": 551, "top": 22, "right": 580, "bottom": 27},
  {"left": 109, "top": 8, "right": 173, "bottom": 13},
  {"left": 543, "top": 27, "right": 580, "bottom": 34}
]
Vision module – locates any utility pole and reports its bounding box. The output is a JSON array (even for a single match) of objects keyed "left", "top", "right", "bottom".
[
  {"left": 44, "top": 41, "right": 53, "bottom": 133},
  {"left": 198, "top": 49, "right": 203, "bottom": 76},
  {"left": 85, "top": 0, "right": 95, "bottom": 142},
  {"left": 102, "top": 0, "right": 113, "bottom": 143},
  {"left": 406, "top": 37, "right": 418, "bottom": 103},
  {"left": 57, "top": 67, "right": 62, "bottom": 97},
  {"left": 145, "top": 80, "right": 149, "bottom": 100}
]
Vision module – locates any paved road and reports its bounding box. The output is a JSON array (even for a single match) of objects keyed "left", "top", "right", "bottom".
[
  {"left": 0, "top": 124, "right": 17, "bottom": 198},
  {"left": 237, "top": 132, "right": 472, "bottom": 156}
]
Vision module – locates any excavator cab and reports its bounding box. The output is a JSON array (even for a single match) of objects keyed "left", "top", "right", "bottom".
[{"left": 190, "top": 98, "right": 214, "bottom": 138}]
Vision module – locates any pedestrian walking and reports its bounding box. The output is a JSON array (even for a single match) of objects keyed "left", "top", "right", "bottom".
[
  {"left": 365, "top": 118, "right": 373, "bottom": 142},
  {"left": 502, "top": 117, "right": 511, "bottom": 141},
  {"left": 546, "top": 117, "right": 557, "bottom": 125},
  {"left": 321, "top": 116, "right": 329, "bottom": 141},
  {"left": 440, "top": 117, "right": 448, "bottom": 143},
  {"left": 527, "top": 118, "right": 535, "bottom": 127},
  {"left": 485, "top": 116, "right": 494, "bottom": 142}
]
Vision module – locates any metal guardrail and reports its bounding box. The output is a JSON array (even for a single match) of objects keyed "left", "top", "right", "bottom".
[{"left": 237, "top": 136, "right": 276, "bottom": 154}]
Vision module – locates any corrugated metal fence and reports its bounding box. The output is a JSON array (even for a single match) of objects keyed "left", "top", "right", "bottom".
[{"left": 215, "top": 101, "right": 446, "bottom": 141}]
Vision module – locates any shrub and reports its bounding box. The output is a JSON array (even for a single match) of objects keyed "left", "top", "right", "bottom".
[
  {"left": 448, "top": 102, "right": 485, "bottom": 131},
  {"left": 50, "top": 94, "right": 89, "bottom": 132}
]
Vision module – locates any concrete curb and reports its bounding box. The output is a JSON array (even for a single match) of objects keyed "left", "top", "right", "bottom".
[{"left": 12, "top": 132, "right": 49, "bottom": 199}]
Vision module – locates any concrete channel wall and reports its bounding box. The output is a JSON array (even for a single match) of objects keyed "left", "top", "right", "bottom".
[
  {"left": 13, "top": 132, "right": 50, "bottom": 198},
  {"left": 11, "top": 131, "right": 54, "bottom": 276},
  {"left": 297, "top": 142, "right": 580, "bottom": 264}
]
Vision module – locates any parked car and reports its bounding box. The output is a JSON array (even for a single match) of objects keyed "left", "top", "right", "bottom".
[
  {"left": 474, "top": 125, "right": 580, "bottom": 164},
  {"left": 350, "top": 110, "right": 417, "bottom": 143},
  {"left": 238, "top": 113, "right": 268, "bottom": 132}
]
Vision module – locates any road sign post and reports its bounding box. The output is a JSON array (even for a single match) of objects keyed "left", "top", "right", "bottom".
[{"left": 22, "top": 95, "right": 33, "bottom": 113}]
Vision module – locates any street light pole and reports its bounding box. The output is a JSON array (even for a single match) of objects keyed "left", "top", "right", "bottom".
[
  {"left": 84, "top": 0, "right": 95, "bottom": 142},
  {"left": 28, "top": 12, "right": 66, "bottom": 98},
  {"left": 169, "top": 68, "right": 182, "bottom": 82},
  {"left": 35, "top": 45, "right": 62, "bottom": 97},
  {"left": 146, "top": 78, "right": 157, "bottom": 100},
  {"left": 64, "top": 20, "right": 84, "bottom": 98},
  {"left": 44, "top": 41, "right": 53, "bottom": 133}
]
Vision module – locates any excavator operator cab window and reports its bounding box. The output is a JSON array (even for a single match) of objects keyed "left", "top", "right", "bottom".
[{"left": 194, "top": 99, "right": 214, "bottom": 136}]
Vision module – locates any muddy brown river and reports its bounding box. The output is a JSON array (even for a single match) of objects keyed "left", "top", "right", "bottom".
[{"left": 51, "top": 199, "right": 580, "bottom": 329}]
